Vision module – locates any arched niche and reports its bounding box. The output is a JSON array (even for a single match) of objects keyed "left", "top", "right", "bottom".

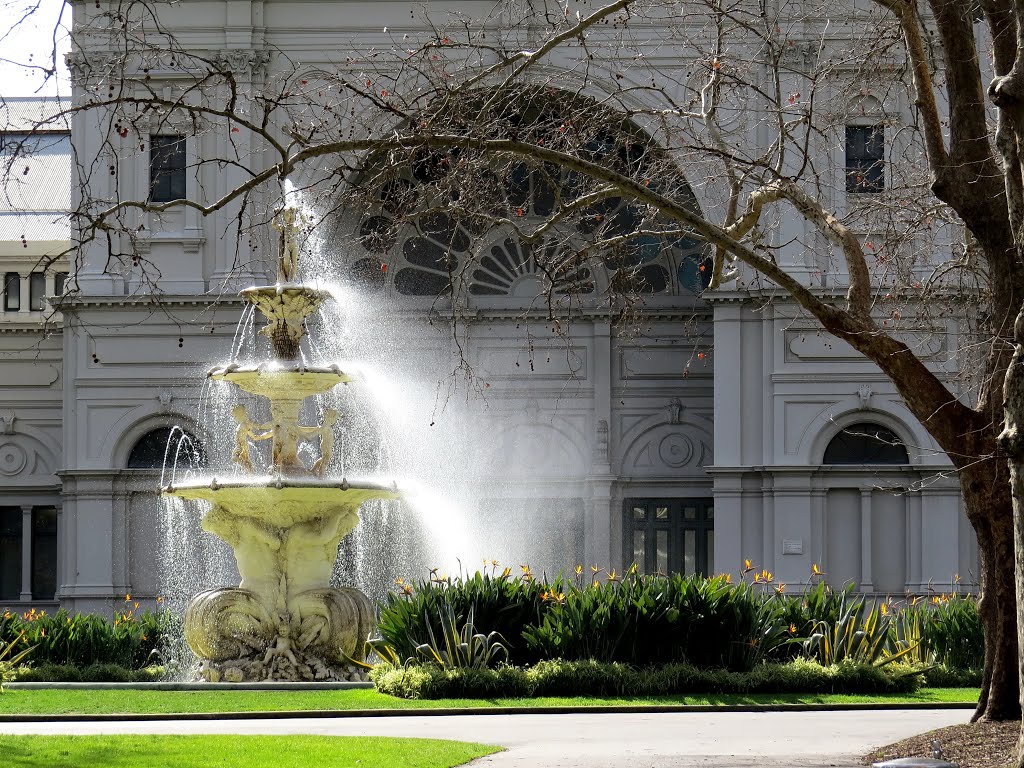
[
  {"left": 126, "top": 426, "right": 206, "bottom": 470},
  {"left": 822, "top": 422, "right": 909, "bottom": 465}
]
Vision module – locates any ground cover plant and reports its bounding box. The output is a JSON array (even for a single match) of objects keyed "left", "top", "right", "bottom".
[
  {"left": 0, "top": 735, "right": 500, "bottom": 768},
  {"left": 0, "top": 686, "right": 978, "bottom": 716}
]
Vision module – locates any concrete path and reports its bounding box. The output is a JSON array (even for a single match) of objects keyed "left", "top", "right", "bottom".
[{"left": 0, "top": 709, "right": 972, "bottom": 767}]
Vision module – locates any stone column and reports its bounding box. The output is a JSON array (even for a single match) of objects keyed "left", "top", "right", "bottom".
[
  {"left": 859, "top": 489, "right": 874, "bottom": 593},
  {"left": 18, "top": 275, "right": 30, "bottom": 317},
  {"left": 54, "top": 504, "right": 64, "bottom": 599},
  {"left": 20, "top": 505, "right": 32, "bottom": 600}
]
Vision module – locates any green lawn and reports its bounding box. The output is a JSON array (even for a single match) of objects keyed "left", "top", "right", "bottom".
[
  {"left": 0, "top": 687, "right": 979, "bottom": 715},
  {"left": 0, "top": 735, "right": 501, "bottom": 768}
]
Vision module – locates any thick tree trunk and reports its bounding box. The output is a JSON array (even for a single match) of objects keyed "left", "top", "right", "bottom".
[{"left": 961, "top": 457, "right": 1019, "bottom": 722}]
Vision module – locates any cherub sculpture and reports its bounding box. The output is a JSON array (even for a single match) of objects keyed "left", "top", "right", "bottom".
[{"left": 231, "top": 404, "right": 273, "bottom": 472}]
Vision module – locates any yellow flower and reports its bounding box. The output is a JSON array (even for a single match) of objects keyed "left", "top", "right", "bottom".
[
  {"left": 394, "top": 577, "right": 405, "bottom": 586},
  {"left": 759, "top": 569, "right": 774, "bottom": 584},
  {"left": 501, "top": 567, "right": 512, "bottom": 578},
  {"left": 628, "top": 563, "right": 638, "bottom": 575},
  {"left": 490, "top": 559, "right": 498, "bottom": 567},
  {"left": 742, "top": 558, "right": 754, "bottom": 573},
  {"left": 574, "top": 565, "right": 583, "bottom": 576},
  {"left": 787, "top": 623, "right": 797, "bottom": 635},
  {"left": 607, "top": 569, "right": 619, "bottom": 582},
  {"left": 125, "top": 594, "right": 132, "bottom": 601},
  {"left": 133, "top": 602, "right": 139, "bottom": 610},
  {"left": 774, "top": 582, "right": 785, "bottom": 594},
  {"left": 811, "top": 563, "right": 825, "bottom": 577},
  {"left": 156, "top": 596, "right": 164, "bottom": 604},
  {"left": 591, "top": 565, "right": 600, "bottom": 573},
  {"left": 401, "top": 584, "right": 414, "bottom": 596}
]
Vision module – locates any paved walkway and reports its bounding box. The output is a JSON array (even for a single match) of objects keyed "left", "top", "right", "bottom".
[{"left": 0, "top": 709, "right": 972, "bottom": 767}]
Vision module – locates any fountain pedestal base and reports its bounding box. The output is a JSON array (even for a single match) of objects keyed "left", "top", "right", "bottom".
[{"left": 184, "top": 585, "right": 374, "bottom": 682}]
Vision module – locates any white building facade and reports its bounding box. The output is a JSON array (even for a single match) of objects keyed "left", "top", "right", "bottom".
[{"left": 0, "top": 0, "right": 977, "bottom": 614}]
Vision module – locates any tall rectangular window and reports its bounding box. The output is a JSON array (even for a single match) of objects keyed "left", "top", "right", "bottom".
[
  {"left": 3, "top": 272, "right": 20, "bottom": 311},
  {"left": 845, "top": 125, "right": 884, "bottom": 193},
  {"left": 54, "top": 271, "right": 68, "bottom": 297},
  {"left": 0, "top": 508, "right": 21, "bottom": 601},
  {"left": 28, "top": 272, "right": 46, "bottom": 311},
  {"left": 149, "top": 135, "right": 187, "bottom": 202},
  {"left": 31, "top": 507, "right": 58, "bottom": 600}
]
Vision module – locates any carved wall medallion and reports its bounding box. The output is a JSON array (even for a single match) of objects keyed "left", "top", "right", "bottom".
[
  {"left": 0, "top": 442, "right": 28, "bottom": 476},
  {"left": 658, "top": 433, "right": 694, "bottom": 468}
]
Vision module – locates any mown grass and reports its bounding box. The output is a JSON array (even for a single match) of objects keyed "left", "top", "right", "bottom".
[
  {"left": 0, "top": 687, "right": 978, "bottom": 715},
  {"left": 0, "top": 735, "right": 501, "bottom": 768}
]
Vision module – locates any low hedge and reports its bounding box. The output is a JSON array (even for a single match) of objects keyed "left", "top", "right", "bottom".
[
  {"left": 12, "top": 663, "right": 166, "bottom": 683},
  {"left": 920, "top": 664, "right": 982, "bottom": 688},
  {"left": 371, "top": 658, "right": 921, "bottom": 699}
]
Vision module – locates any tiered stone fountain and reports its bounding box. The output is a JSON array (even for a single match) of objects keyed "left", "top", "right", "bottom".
[{"left": 163, "top": 206, "right": 398, "bottom": 682}]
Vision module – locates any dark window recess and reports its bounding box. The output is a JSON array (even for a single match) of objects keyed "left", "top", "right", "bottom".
[
  {"left": 31, "top": 507, "right": 57, "bottom": 600},
  {"left": 625, "top": 498, "right": 714, "bottom": 577},
  {"left": 3, "top": 272, "right": 20, "bottom": 311},
  {"left": 845, "top": 125, "right": 884, "bottom": 193},
  {"left": 149, "top": 135, "right": 187, "bottom": 202},
  {"left": 54, "top": 271, "right": 68, "bottom": 297},
  {"left": 128, "top": 427, "right": 206, "bottom": 469},
  {"left": 0, "top": 507, "right": 21, "bottom": 601},
  {"left": 823, "top": 423, "right": 909, "bottom": 465},
  {"left": 29, "top": 272, "right": 46, "bottom": 311}
]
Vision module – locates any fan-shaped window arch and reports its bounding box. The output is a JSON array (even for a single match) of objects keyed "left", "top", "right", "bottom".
[
  {"left": 343, "top": 87, "right": 711, "bottom": 302},
  {"left": 126, "top": 427, "right": 206, "bottom": 469},
  {"left": 823, "top": 422, "right": 908, "bottom": 465}
]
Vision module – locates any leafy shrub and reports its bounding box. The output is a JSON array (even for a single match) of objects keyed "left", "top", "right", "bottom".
[
  {"left": 0, "top": 635, "right": 33, "bottom": 692},
  {"left": 415, "top": 603, "right": 509, "bottom": 670},
  {"left": 375, "top": 568, "right": 983, "bottom": 678},
  {"left": 0, "top": 605, "right": 174, "bottom": 670},
  {"left": 801, "top": 599, "right": 915, "bottom": 666},
  {"left": 522, "top": 573, "right": 792, "bottom": 670},
  {"left": 920, "top": 595, "right": 984, "bottom": 671},
  {"left": 377, "top": 569, "right": 547, "bottom": 665}
]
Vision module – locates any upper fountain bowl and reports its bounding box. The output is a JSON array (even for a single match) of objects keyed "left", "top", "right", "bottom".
[
  {"left": 209, "top": 361, "right": 352, "bottom": 399},
  {"left": 241, "top": 283, "right": 331, "bottom": 360}
]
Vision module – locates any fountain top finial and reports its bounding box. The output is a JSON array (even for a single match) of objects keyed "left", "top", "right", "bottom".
[{"left": 272, "top": 205, "right": 305, "bottom": 283}]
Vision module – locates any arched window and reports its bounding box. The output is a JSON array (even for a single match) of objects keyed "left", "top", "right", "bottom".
[
  {"left": 127, "top": 427, "right": 206, "bottom": 469},
  {"left": 342, "top": 88, "right": 711, "bottom": 301},
  {"left": 823, "top": 422, "right": 909, "bottom": 465}
]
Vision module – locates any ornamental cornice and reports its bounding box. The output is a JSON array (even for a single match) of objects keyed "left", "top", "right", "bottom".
[{"left": 60, "top": 293, "right": 714, "bottom": 324}]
